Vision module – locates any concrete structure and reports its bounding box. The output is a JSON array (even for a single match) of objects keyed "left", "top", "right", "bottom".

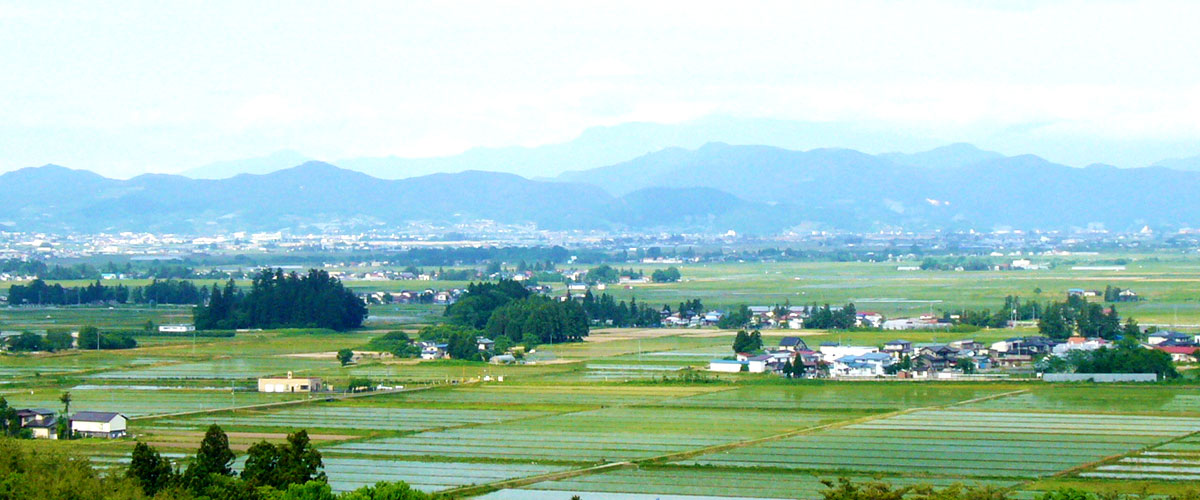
[
  {"left": 70, "top": 411, "right": 127, "bottom": 438},
  {"left": 258, "top": 372, "right": 323, "bottom": 393},
  {"left": 158, "top": 324, "right": 195, "bottom": 333}
]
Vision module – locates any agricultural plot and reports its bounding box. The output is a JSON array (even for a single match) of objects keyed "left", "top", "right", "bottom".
[
  {"left": 684, "top": 410, "right": 1200, "bottom": 478},
  {"left": 377, "top": 384, "right": 723, "bottom": 409},
  {"left": 320, "top": 458, "right": 568, "bottom": 493},
  {"left": 0, "top": 353, "right": 165, "bottom": 380},
  {"left": 658, "top": 383, "right": 1014, "bottom": 411},
  {"left": 88, "top": 357, "right": 331, "bottom": 380},
  {"left": 157, "top": 406, "right": 545, "bottom": 432},
  {"left": 511, "top": 466, "right": 1019, "bottom": 499},
  {"left": 326, "top": 406, "right": 851, "bottom": 463},
  {"left": 327, "top": 429, "right": 730, "bottom": 463},
  {"left": 1079, "top": 433, "right": 1200, "bottom": 481},
  {"left": 3, "top": 386, "right": 310, "bottom": 417},
  {"left": 964, "top": 385, "right": 1200, "bottom": 415}
]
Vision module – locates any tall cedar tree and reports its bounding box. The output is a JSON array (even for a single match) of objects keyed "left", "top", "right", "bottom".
[
  {"left": 183, "top": 424, "right": 236, "bottom": 491},
  {"left": 127, "top": 442, "right": 176, "bottom": 496},
  {"left": 194, "top": 269, "right": 367, "bottom": 331},
  {"left": 242, "top": 430, "right": 326, "bottom": 489}
]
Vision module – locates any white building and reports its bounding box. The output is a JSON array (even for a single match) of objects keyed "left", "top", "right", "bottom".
[
  {"left": 70, "top": 411, "right": 127, "bottom": 438},
  {"left": 708, "top": 360, "right": 744, "bottom": 373},
  {"left": 258, "top": 372, "right": 323, "bottom": 392},
  {"left": 830, "top": 352, "right": 894, "bottom": 377},
  {"left": 158, "top": 324, "right": 195, "bottom": 333},
  {"left": 817, "top": 344, "right": 879, "bottom": 364}
]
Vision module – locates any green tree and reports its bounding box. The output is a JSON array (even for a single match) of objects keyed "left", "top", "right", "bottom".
[
  {"left": 184, "top": 424, "right": 236, "bottom": 491},
  {"left": 127, "top": 441, "right": 176, "bottom": 496},
  {"left": 60, "top": 391, "right": 72, "bottom": 416},
  {"left": 337, "top": 348, "right": 354, "bottom": 366},
  {"left": 340, "top": 480, "right": 435, "bottom": 500}
]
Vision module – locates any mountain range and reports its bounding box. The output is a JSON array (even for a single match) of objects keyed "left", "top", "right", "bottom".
[{"left": 6, "top": 142, "right": 1200, "bottom": 234}]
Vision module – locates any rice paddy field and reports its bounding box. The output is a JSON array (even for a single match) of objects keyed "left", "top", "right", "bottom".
[{"left": 7, "top": 256, "right": 1200, "bottom": 498}]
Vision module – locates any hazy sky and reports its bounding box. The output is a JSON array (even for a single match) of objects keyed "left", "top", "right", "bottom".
[{"left": 3, "top": 0, "right": 1199, "bottom": 177}]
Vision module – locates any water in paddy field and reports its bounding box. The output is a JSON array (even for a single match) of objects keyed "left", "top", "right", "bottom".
[{"left": 477, "top": 490, "right": 788, "bottom": 500}]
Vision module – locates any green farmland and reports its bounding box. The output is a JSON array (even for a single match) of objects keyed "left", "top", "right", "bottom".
[{"left": 5, "top": 256, "right": 1200, "bottom": 498}]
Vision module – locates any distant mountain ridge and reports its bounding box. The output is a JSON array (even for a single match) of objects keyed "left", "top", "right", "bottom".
[{"left": 9, "top": 141, "right": 1200, "bottom": 234}]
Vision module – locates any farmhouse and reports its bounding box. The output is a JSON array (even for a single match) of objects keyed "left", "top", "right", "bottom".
[
  {"left": 1154, "top": 345, "right": 1199, "bottom": 363},
  {"left": 16, "top": 408, "right": 57, "bottom": 439},
  {"left": 1147, "top": 331, "right": 1194, "bottom": 346},
  {"left": 476, "top": 337, "right": 495, "bottom": 352},
  {"left": 778, "top": 336, "right": 808, "bottom": 352},
  {"left": 882, "top": 339, "right": 913, "bottom": 357},
  {"left": 830, "top": 352, "right": 893, "bottom": 377},
  {"left": 258, "top": 372, "right": 323, "bottom": 393},
  {"left": 70, "top": 411, "right": 127, "bottom": 438}
]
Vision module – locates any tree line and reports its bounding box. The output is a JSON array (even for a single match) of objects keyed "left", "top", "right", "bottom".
[
  {"left": 120, "top": 424, "right": 433, "bottom": 499},
  {"left": 7, "top": 279, "right": 203, "bottom": 306},
  {"left": 580, "top": 291, "right": 663, "bottom": 327},
  {"left": 194, "top": 269, "right": 367, "bottom": 331}
]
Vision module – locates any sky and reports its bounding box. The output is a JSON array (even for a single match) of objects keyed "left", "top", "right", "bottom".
[{"left": 2, "top": 0, "right": 1200, "bottom": 177}]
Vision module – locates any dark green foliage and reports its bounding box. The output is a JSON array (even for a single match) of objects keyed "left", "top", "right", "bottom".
[
  {"left": 650, "top": 266, "right": 682, "bottom": 283},
  {"left": 77, "top": 326, "right": 137, "bottom": 350},
  {"left": 347, "top": 378, "right": 374, "bottom": 392},
  {"left": 364, "top": 331, "right": 420, "bottom": 358},
  {"left": 803, "top": 303, "right": 858, "bottom": 330},
  {"left": 194, "top": 269, "right": 367, "bottom": 331},
  {"left": 718, "top": 305, "right": 752, "bottom": 329},
  {"left": 1038, "top": 295, "right": 1122, "bottom": 340},
  {"left": 337, "top": 349, "right": 354, "bottom": 366},
  {"left": 1, "top": 397, "right": 20, "bottom": 437},
  {"left": 1053, "top": 345, "right": 1179, "bottom": 379},
  {"left": 5, "top": 331, "right": 45, "bottom": 352},
  {"left": 6, "top": 279, "right": 130, "bottom": 305},
  {"left": 130, "top": 278, "right": 204, "bottom": 305},
  {"left": 484, "top": 295, "right": 589, "bottom": 347},
  {"left": 581, "top": 291, "right": 663, "bottom": 327},
  {"left": 44, "top": 330, "right": 74, "bottom": 351},
  {"left": 183, "top": 424, "right": 236, "bottom": 491},
  {"left": 443, "top": 279, "right": 530, "bottom": 329},
  {"left": 731, "top": 329, "right": 763, "bottom": 353},
  {"left": 242, "top": 430, "right": 325, "bottom": 489},
  {"left": 127, "top": 442, "right": 176, "bottom": 496}
]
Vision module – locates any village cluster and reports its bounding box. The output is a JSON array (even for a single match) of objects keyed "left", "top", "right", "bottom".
[{"left": 709, "top": 329, "right": 1200, "bottom": 379}]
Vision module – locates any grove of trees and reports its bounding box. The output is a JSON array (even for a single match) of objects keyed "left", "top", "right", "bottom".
[
  {"left": 444, "top": 280, "right": 588, "bottom": 349},
  {"left": 194, "top": 269, "right": 367, "bottom": 331}
]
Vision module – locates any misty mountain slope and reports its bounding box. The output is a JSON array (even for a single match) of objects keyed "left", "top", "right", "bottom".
[
  {"left": 9, "top": 142, "right": 1200, "bottom": 234},
  {"left": 0, "top": 163, "right": 615, "bottom": 233},
  {"left": 880, "top": 143, "right": 1005, "bottom": 169}
]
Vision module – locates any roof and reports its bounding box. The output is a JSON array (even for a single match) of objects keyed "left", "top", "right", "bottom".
[
  {"left": 885, "top": 339, "right": 911, "bottom": 345},
  {"left": 779, "top": 336, "right": 806, "bottom": 347},
  {"left": 71, "top": 411, "right": 124, "bottom": 423},
  {"left": 16, "top": 408, "right": 54, "bottom": 417},
  {"left": 710, "top": 359, "right": 744, "bottom": 365},
  {"left": 1156, "top": 346, "right": 1199, "bottom": 355}
]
